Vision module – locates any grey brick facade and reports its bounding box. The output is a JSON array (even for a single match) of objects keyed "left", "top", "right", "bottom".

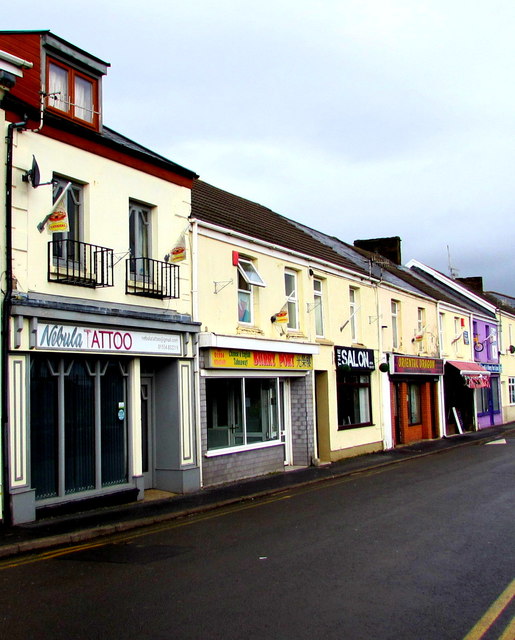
[{"left": 200, "top": 350, "right": 315, "bottom": 487}]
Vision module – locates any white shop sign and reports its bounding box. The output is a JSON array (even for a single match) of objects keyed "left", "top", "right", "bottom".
[{"left": 36, "top": 323, "right": 182, "bottom": 355}]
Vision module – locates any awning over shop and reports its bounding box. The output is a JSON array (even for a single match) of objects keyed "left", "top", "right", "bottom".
[{"left": 447, "top": 360, "right": 491, "bottom": 389}]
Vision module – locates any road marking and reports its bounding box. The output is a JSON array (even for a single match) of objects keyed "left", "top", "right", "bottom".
[
  {"left": 498, "top": 615, "right": 514, "bottom": 640},
  {"left": 485, "top": 439, "right": 507, "bottom": 445},
  {"left": 462, "top": 578, "right": 515, "bottom": 640},
  {"left": 0, "top": 493, "right": 292, "bottom": 571}
]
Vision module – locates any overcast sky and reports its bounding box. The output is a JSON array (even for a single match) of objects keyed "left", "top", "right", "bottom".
[{"left": 5, "top": 1, "right": 515, "bottom": 294}]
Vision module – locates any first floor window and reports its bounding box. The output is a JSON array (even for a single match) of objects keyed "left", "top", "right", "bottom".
[
  {"left": 285, "top": 269, "right": 298, "bottom": 330},
  {"left": 509, "top": 377, "right": 515, "bottom": 404},
  {"left": 206, "top": 377, "right": 280, "bottom": 450},
  {"left": 52, "top": 176, "right": 83, "bottom": 262},
  {"left": 408, "top": 382, "right": 422, "bottom": 425},
  {"left": 30, "top": 355, "right": 128, "bottom": 500},
  {"left": 236, "top": 257, "right": 265, "bottom": 325},
  {"left": 337, "top": 372, "right": 372, "bottom": 429},
  {"left": 313, "top": 278, "right": 324, "bottom": 337}
]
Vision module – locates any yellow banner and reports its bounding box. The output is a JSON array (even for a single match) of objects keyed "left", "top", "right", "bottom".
[{"left": 206, "top": 348, "right": 312, "bottom": 370}]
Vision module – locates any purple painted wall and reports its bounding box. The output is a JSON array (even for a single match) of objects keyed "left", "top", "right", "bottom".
[{"left": 473, "top": 318, "right": 502, "bottom": 428}]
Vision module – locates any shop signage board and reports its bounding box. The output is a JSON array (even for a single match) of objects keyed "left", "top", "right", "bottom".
[
  {"left": 206, "top": 349, "right": 313, "bottom": 370},
  {"left": 36, "top": 323, "right": 182, "bottom": 355},
  {"left": 392, "top": 355, "right": 444, "bottom": 375},
  {"left": 335, "top": 346, "right": 375, "bottom": 371}
]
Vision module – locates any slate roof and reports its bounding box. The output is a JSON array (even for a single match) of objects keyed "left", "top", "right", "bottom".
[
  {"left": 292, "top": 221, "right": 465, "bottom": 305},
  {"left": 408, "top": 266, "right": 497, "bottom": 319},
  {"left": 191, "top": 180, "right": 369, "bottom": 277}
]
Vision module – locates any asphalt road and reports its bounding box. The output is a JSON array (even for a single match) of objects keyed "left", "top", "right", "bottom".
[{"left": 0, "top": 435, "right": 514, "bottom": 640}]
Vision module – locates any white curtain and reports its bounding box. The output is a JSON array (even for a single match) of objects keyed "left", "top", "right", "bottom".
[
  {"left": 48, "top": 63, "right": 69, "bottom": 112},
  {"left": 74, "top": 75, "right": 93, "bottom": 122}
]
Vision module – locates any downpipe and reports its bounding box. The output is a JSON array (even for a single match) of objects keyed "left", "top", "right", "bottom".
[{"left": 2, "top": 118, "right": 27, "bottom": 525}]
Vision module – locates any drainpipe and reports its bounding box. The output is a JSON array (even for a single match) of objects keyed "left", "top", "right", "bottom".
[
  {"left": 190, "top": 218, "right": 203, "bottom": 484},
  {"left": 2, "top": 117, "right": 27, "bottom": 525}
]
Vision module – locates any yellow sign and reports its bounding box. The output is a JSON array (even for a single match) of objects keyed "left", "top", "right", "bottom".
[{"left": 206, "top": 349, "right": 313, "bottom": 370}]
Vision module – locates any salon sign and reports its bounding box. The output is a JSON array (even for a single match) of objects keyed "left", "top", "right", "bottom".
[{"left": 36, "top": 323, "right": 182, "bottom": 356}]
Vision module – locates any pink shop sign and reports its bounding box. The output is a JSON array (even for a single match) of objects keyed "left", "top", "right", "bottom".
[{"left": 36, "top": 323, "right": 182, "bottom": 356}]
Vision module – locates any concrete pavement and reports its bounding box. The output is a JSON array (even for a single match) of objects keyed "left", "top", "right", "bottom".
[{"left": 0, "top": 423, "right": 513, "bottom": 559}]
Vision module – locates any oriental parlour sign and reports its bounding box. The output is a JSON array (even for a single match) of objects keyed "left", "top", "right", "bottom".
[{"left": 391, "top": 355, "right": 444, "bottom": 376}]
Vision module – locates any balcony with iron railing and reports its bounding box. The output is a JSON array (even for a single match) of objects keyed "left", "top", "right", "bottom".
[
  {"left": 48, "top": 239, "right": 114, "bottom": 288},
  {"left": 125, "top": 256, "right": 180, "bottom": 299}
]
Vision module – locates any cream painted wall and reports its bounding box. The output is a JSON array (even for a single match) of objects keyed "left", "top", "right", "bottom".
[
  {"left": 378, "top": 288, "right": 439, "bottom": 357},
  {"left": 437, "top": 308, "right": 473, "bottom": 360},
  {"left": 196, "top": 229, "right": 385, "bottom": 459},
  {"left": 498, "top": 311, "right": 515, "bottom": 423},
  {"left": 9, "top": 128, "right": 193, "bottom": 316}
]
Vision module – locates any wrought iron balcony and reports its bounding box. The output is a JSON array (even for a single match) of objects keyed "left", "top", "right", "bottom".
[
  {"left": 48, "top": 240, "right": 114, "bottom": 288},
  {"left": 125, "top": 257, "right": 180, "bottom": 299}
]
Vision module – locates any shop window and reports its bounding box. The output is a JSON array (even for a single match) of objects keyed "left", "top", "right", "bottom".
[
  {"left": 337, "top": 372, "right": 372, "bottom": 429},
  {"left": 408, "top": 382, "right": 421, "bottom": 425},
  {"left": 313, "top": 278, "right": 324, "bottom": 337},
  {"left": 206, "top": 378, "right": 280, "bottom": 450},
  {"left": 476, "top": 387, "right": 489, "bottom": 414},
  {"left": 285, "top": 269, "right": 298, "bottom": 330},
  {"left": 476, "top": 377, "right": 500, "bottom": 415},
  {"left": 30, "top": 356, "right": 128, "bottom": 500},
  {"left": 47, "top": 59, "right": 99, "bottom": 127},
  {"left": 509, "top": 377, "right": 515, "bottom": 404},
  {"left": 237, "top": 257, "right": 265, "bottom": 324}
]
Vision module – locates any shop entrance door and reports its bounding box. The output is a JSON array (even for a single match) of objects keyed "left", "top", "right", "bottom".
[
  {"left": 279, "top": 379, "right": 293, "bottom": 465},
  {"left": 141, "top": 377, "right": 154, "bottom": 489}
]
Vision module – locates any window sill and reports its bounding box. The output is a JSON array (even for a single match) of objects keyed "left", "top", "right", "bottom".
[
  {"left": 315, "top": 338, "right": 334, "bottom": 346},
  {"left": 286, "top": 331, "right": 307, "bottom": 339},
  {"left": 338, "top": 422, "right": 375, "bottom": 431},
  {"left": 236, "top": 325, "right": 264, "bottom": 336},
  {"left": 205, "top": 439, "right": 282, "bottom": 457}
]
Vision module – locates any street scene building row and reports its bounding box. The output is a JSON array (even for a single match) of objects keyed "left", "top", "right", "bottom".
[{"left": 1, "top": 31, "right": 514, "bottom": 524}]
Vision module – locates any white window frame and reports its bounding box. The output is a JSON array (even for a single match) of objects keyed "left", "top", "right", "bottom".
[
  {"left": 438, "top": 312, "right": 445, "bottom": 354},
  {"left": 237, "top": 258, "right": 266, "bottom": 287},
  {"left": 417, "top": 307, "right": 426, "bottom": 352},
  {"left": 285, "top": 269, "right": 299, "bottom": 330},
  {"left": 349, "top": 287, "right": 359, "bottom": 343},
  {"left": 509, "top": 377, "right": 515, "bottom": 404},
  {"left": 391, "top": 300, "right": 400, "bottom": 350},
  {"left": 129, "top": 201, "right": 151, "bottom": 261},
  {"left": 237, "top": 257, "right": 265, "bottom": 325},
  {"left": 313, "top": 278, "right": 324, "bottom": 338}
]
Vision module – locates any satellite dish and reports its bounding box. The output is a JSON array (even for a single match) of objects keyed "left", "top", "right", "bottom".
[{"left": 22, "top": 155, "right": 41, "bottom": 188}]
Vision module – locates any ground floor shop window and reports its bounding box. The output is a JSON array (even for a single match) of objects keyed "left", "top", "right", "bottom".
[
  {"left": 408, "top": 382, "right": 422, "bottom": 425},
  {"left": 509, "top": 377, "right": 515, "bottom": 404},
  {"left": 337, "top": 372, "right": 372, "bottom": 429},
  {"left": 476, "top": 377, "right": 500, "bottom": 415},
  {"left": 30, "top": 355, "right": 128, "bottom": 500},
  {"left": 206, "top": 377, "right": 280, "bottom": 450}
]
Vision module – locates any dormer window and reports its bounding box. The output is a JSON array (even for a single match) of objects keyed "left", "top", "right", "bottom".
[{"left": 47, "top": 59, "right": 98, "bottom": 127}]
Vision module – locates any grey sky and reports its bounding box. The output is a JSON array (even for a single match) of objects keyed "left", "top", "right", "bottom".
[{"left": 5, "top": 1, "right": 515, "bottom": 294}]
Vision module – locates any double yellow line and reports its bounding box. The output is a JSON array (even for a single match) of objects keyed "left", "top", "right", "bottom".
[
  {"left": 463, "top": 578, "right": 515, "bottom": 640},
  {"left": 0, "top": 492, "right": 292, "bottom": 570}
]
